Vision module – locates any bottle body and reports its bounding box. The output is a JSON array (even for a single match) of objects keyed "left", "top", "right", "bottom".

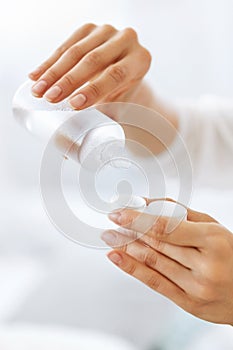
[{"left": 13, "top": 80, "right": 125, "bottom": 170}]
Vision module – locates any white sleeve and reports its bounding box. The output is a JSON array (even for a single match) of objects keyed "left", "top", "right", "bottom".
[{"left": 161, "top": 96, "right": 233, "bottom": 189}]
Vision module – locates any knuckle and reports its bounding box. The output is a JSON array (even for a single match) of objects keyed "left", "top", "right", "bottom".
[
  {"left": 202, "top": 261, "right": 226, "bottom": 285},
  {"left": 62, "top": 74, "right": 76, "bottom": 89},
  {"left": 121, "top": 211, "right": 137, "bottom": 227},
  {"left": 150, "top": 222, "right": 158, "bottom": 236},
  {"left": 108, "top": 65, "right": 127, "bottom": 84},
  {"left": 83, "top": 23, "right": 96, "bottom": 31},
  {"left": 197, "top": 283, "right": 217, "bottom": 302},
  {"left": 124, "top": 261, "right": 137, "bottom": 276},
  {"left": 39, "top": 62, "right": 49, "bottom": 71},
  {"left": 151, "top": 218, "right": 167, "bottom": 236},
  {"left": 45, "top": 68, "right": 59, "bottom": 82},
  {"left": 201, "top": 264, "right": 216, "bottom": 282},
  {"left": 88, "top": 83, "right": 101, "bottom": 98},
  {"left": 67, "top": 45, "right": 83, "bottom": 63},
  {"left": 101, "top": 24, "right": 116, "bottom": 33},
  {"left": 84, "top": 51, "right": 102, "bottom": 67},
  {"left": 153, "top": 239, "right": 165, "bottom": 253},
  {"left": 144, "top": 250, "right": 158, "bottom": 268},
  {"left": 55, "top": 45, "right": 67, "bottom": 56},
  {"left": 123, "top": 27, "right": 138, "bottom": 40},
  {"left": 205, "top": 224, "right": 227, "bottom": 247},
  {"left": 146, "top": 273, "right": 161, "bottom": 290}
]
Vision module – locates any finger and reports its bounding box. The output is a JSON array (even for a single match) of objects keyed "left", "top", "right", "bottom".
[
  {"left": 122, "top": 240, "right": 196, "bottom": 293},
  {"left": 187, "top": 208, "right": 218, "bottom": 223},
  {"left": 32, "top": 25, "right": 117, "bottom": 99},
  {"left": 107, "top": 250, "right": 187, "bottom": 307},
  {"left": 146, "top": 197, "right": 176, "bottom": 205},
  {"left": 68, "top": 51, "right": 145, "bottom": 109},
  {"left": 29, "top": 23, "right": 97, "bottom": 81},
  {"left": 138, "top": 234, "right": 200, "bottom": 269},
  {"left": 44, "top": 34, "right": 131, "bottom": 103},
  {"left": 102, "top": 229, "right": 200, "bottom": 270},
  {"left": 108, "top": 209, "right": 208, "bottom": 248},
  {"left": 146, "top": 198, "right": 218, "bottom": 224}
]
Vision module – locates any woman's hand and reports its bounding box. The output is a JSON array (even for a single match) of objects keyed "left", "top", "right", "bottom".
[
  {"left": 29, "top": 23, "right": 151, "bottom": 109},
  {"left": 102, "top": 202, "right": 233, "bottom": 325},
  {"left": 28, "top": 23, "right": 179, "bottom": 153}
]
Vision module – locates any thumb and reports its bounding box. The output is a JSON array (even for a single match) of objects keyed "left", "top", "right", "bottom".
[
  {"left": 145, "top": 197, "right": 218, "bottom": 224},
  {"left": 187, "top": 208, "right": 218, "bottom": 223}
]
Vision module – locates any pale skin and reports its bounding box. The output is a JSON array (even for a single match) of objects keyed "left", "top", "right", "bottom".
[
  {"left": 29, "top": 23, "right": 233, "bottom": 325},
  {"left": 29, "top": 23, "right": 153, "bottom": 109},
  {"left": 103, "top": 203, "right": 233, "bottom": 326},
  {"left": 29, "top": 22, "right": 178, "bottom": 155}
]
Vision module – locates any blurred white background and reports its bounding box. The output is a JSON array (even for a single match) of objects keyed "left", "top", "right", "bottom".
[{"left": 0, "top": 0, "right": 233, "bottom": 349}]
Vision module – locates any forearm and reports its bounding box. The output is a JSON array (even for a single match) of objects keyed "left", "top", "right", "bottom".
[
  {"left": 125, "top": 81, "right": 179, "bottom": 130},
  {"left": 105, "top": 80, "right": 180, "bottom": 155}
]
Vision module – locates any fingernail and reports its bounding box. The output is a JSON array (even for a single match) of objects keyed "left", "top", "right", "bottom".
[
  {"left": 101, "top": 231, "right": 117, "bottom": 245},
  {"left": 29, "top": 66, "right": 42, "bottom": 77},
  {"left": 107, "top": 252, "right": 122, "bottom": 265},
  {"left": 108, "top": 211, "right": 122, "bottom": 224},
  {"left": 69, "top": 94, "right": 87, "bottom": 109},
  {"left": 31, "top": 80, "right": 47, "bottom": 96},
  {"left": 44, "top": 86, "right": 62, "bottom": 101}
]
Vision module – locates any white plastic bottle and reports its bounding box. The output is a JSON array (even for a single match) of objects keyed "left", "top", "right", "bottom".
[{"left": 13, "top": 80, "right": 125, "bottom": 170}]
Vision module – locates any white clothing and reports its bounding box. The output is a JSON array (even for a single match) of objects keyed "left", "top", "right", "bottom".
[{"left": 172, "top": 96, "right": 233, "bottom": 189}]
